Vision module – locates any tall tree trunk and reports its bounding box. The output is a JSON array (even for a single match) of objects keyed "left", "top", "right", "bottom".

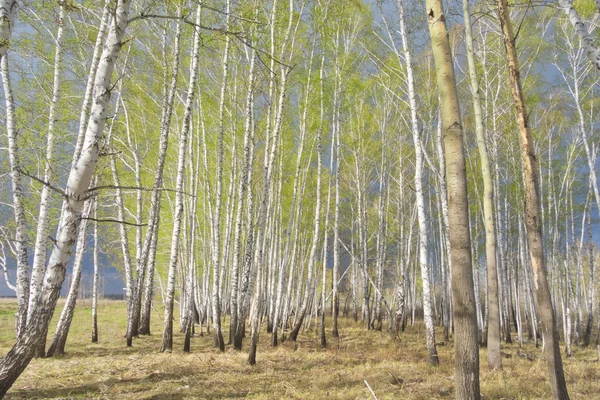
[
  {"left": 91, "top": 201, "right": 99, "bottom": 344},
  {"left": 331, "top": 52, "right": 340, "bottom": 337},
  {"left": 138, "top": 17, "right": 183, "bottom": 337},
  {"left": 426, "top": 0, "right": 480, "bottom": 397},
  {"left": 399, "top": 0, "right": 438, "bottom": 363},
  {"left": 160, "top": 5, "right": 202, "bottom": 353},
  {"left": 2, "top": 54, "right": 28, "bottom": 338},
  {"left": 28, "top": 3, "right": 66, "bottom": 331},
  {"left": 0, "top": 1, "right": 131, "bottom": 394},
  {"left": 230, "top": 46, "right": 256, "bottom": 346},
  {"left": 585, "top": 188, "right": 594, "bottom": 346},
  {"left": 462, "top": 0, "right": 502, "bottom": 371},
  {"left": 249, "top": 0, "right": 294, "bottom": 358},
  {"left": 211, "top": 0, "right": 231, "bottom": 352},
  {"left": 272, "top": 44, "right": 314, "bottom": 346},
  {"left": 497, "top": 1, "right": 569, "bottom": 397}
]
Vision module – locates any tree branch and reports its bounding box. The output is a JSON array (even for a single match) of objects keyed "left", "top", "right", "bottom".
[
  {"left": 17, "top": 168, "right": 66, "bottom": 197},
  {"left": 81, "top": 217, "right": 147, "bottom": 227}
]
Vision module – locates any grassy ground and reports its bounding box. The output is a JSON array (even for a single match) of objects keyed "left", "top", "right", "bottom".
[{"left": 1, "top": 299, "right": 599, "bottom": 399}]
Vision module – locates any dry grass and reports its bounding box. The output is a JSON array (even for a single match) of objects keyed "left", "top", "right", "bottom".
[{"left": 1, "top": 299, "right": 599, "bottom": 399}]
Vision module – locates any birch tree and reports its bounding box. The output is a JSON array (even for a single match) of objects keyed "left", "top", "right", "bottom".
[
  {"left": 497, "top": 0, "right": 569, "bottom": 397},
  {"left": 426, "top": 0, "right": 480, "bottom": 396},
  {"left": 0, "top": 0, "right": 17, "bottom": 62},
  {"left": 160, "top": 4, "right": 202, "bottom": 353},
  {"left": 0, "top": 0, "right": 131, "bottom": 394},
  {"left": 462, "top": 0, "right": 502, "bottom": 371},
  {"left": 2, "top": 53, "right": 28, "bottom": 338}
]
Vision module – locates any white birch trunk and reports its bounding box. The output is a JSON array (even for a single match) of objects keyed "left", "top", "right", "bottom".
[
  {"left": 2, "top": 54, "right": 28, "bottom": 337},
  {"left": 138, "top": 20, "right": 183, "bottom": 336},
  {"left": 0, "top": 0, "right": 16, "bottom": 62},
  {"left": 91, "top": 200, "right": 99, "bottom": 343},
  {"left": 0, "top": 1, "right": 130, "bottom": 394},
  {"left": 398, "top": 0, "right": 437, "bottom": 363},
  {"left": 558, "top": 0, "right": 600, "bottom": 70},
  {"left": 28, "top": 3, "right": 66, "bottom": 323},
  {"left": 211, "top": 0, "right": 231, "bottom": 351},
  {"left": 462, "top": 0, "right": 502, "bottom": 370},
  {"left": 160, "top": 5, "right": 202, "bottom": 353},
  {"left": 72, "top": 0, "right": 111, "bottom": 166},
  {"left": 230, "top": 46, "right": 256, "bottom": 347},
  {"left": 272, "top": 44, "right": 315, "bottom": 346}
]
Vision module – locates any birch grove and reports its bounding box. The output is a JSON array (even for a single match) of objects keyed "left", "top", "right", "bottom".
[{"left": 0, "top": 0, "right": 599, "bottom": 398}]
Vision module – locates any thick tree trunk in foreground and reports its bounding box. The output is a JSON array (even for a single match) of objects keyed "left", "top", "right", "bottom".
[
  {"left": 497, "top": 1, "right": 569, "bottom": 398},
  {"left": 426, "top": 0, "right": 480, "bottom": 397},
  {"left": 46, "top": 198, "right": 94, "bottom": 357},
  {"left": 0, "top": 1, "right": 130, "bottom": 395}
]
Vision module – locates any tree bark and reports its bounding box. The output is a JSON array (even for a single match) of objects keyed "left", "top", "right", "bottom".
[
  {"left": 28, "top": 3, "right": 66, "bottom": 328},
  {"left": 497, "top": 0, "right": 569, "bottom": 397},
  {"left": 0, "top": 1, "right": 130, "bottom": 395},
  {"left": 46, "top": 197, "right": 94, "bottom": 357},
  {"left": 138, "top": 21, "right": 183, "bottom": 336},
  {"left": 0, "top": 0, "right": 16, "bottom": 62},
  {"left": 160, "top": 5, "right": 202, "bottom": 353},
  {"left": 2, "top": 53, "right": 28, "bottom": 338},
  {"left": 462, "top": 0, "right": 502, "bottom": 371},
  {"left": 426, "top": 0, "right": 480, "bottom": 397},
  {"left": 91, "top": 201, "right": 99, "bottom": 344}
]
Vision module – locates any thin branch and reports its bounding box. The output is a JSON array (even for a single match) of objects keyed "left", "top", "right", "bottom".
[
  {"left": 364, "top": 380, "right": 379, "bottom": 400},
  {"left": 128, "top": 13, "right": 292, "bottom": 69},
  {"left": 86, "top": 185, "right": 195, "bottom": 197},
  {"left": 17, "top": 168, "right": 66, "bottom": 197},
  {"left": 81, "top": 217, "right": 147, "bottom": 227}
]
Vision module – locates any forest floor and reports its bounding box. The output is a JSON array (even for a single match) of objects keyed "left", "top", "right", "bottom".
[{"left": 1, "top": 299, "right": 600, "bottom": 399}]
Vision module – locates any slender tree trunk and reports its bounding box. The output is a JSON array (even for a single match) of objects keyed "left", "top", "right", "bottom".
[
  {"left": 585, "top": 188, "right": 594, "bottom": 346},
  {"left": 2, "top": 54, "right": 28, "bottom": 338},
  {"left": 462, "top": 0, "right": 502, "bottom": 371},
  {"left": 497, "top": 1, "right": 569, "bottom": 397},
  {"left": 160, "top": 5, "right": 202, "bottom": 353},
  {"left": 250, "top": 0, "right": 294, "bottom": 357},
  {"left": 397, "top": 0, "right": 439, "bottom": 363},
  {"left": 273, "top": 44, "right": 314, "bottom": 346},
  {"left": 91, "top": 201, "right": 99, "bottom": 344},
  {"left": 330, "top": 52, "right": 341, "bottom": 338},
  {"left": 426, "top": 0, "right": 480, "bottom": 396},
  {"left": 230, "top": 46, "right": 256, "bottom": 346},
  {"left": 28, "top": 3, "right": 66, "bottom": 329},
  {"left": 138, "top": 19, "right": 183, "bottom": 337},
  {"left": 211, "top": 0, "right": 231, "bottom": 352}
]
